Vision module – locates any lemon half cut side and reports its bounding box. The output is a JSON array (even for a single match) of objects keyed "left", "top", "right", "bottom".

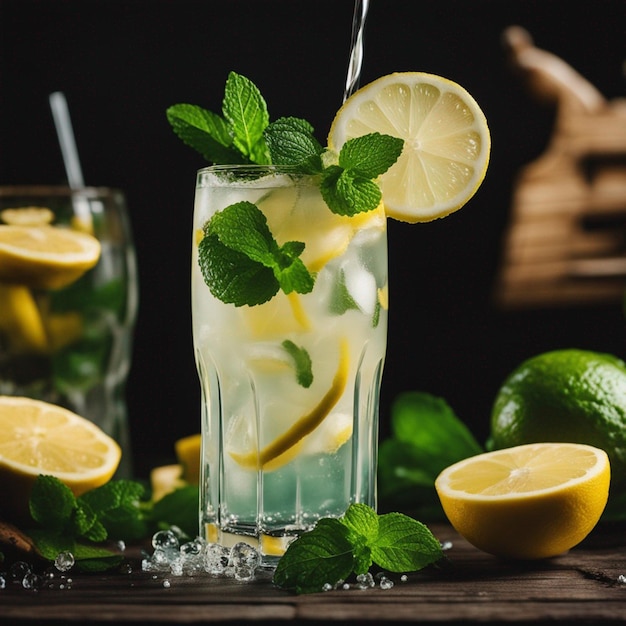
[
  {"left": 328, "top": 72, "right": 491, "bottom": 223},
  {"left": 0, "top": 396, "right": 121, "bottom": 521},
  {"left": 435, "top": 442, "right": 610, "bottom": 560}
]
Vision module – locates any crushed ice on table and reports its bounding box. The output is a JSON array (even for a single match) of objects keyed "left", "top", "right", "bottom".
[
  {"left": 142, "top": 529, "right": 410, "bottom": 590},
  {"left": 142, "top": 531, "right": 261, "bottom": 582}
]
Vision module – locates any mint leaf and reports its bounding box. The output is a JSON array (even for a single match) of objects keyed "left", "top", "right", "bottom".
[
  {"left": 391, "top": 392, "right": 483, "bottom": 471},
  {"left": 371, "top": 513, "right": 443, "bottom": 572},
  {"left": 320, "top": 133, "right": 403, "bottom": 216},
  {"left": 320, "top": 165, "right": 382, "bottom": 216},
  {"left": 273, "top": 518, "right": 355, "bottom": 594},
  {"left": 208, "top": 200, "right": 280, "bottom": 265},
  {"left": 27, "top": 529, "right": 123, "bottom": 572},
  {"left": 199, "top": 232, "right": 279, "bottom": 306},
  {"left": 338, "top": 133, "right": 404, "bottom": 178},
  {"left": 29, "top": 475, "right": 76, "bottom": 530},
  {"left": 329, "top": 268, "right": 360, "bottom": 315},
  {"left": 199, "top": 202, "right": 314, "bottom": 306},
  {"left": 166, "top": 104, "right": 245, "bottom": 164},
  {"left": 27, "top": 528, "right": 73, "bottom": 561},
  {"left": 223, "top": 72, "right": 270, "bottom": 164},
  {"left": 149, "top": 484, "right": 199, "bottom": 540},
  {"left": 78, "top": 480, "right": 148, "bottom": 542},
  {"left": 340, "top": 502, "right": 378, "bottom": 544},
  {"left": 71, "top": 500, "right": 107, "bottom": 542},
  {"left": 282, "top": 340, "right": 313, "bottom": 388},
  {"left": 378, "top": 392, "right": 483, "bottom": 516},
  {"left": 265, "top": 117, "right": 324, "bottom": 172}
]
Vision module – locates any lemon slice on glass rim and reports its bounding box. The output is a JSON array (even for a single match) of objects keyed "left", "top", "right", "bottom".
[{"left": 328, "top": 72, "right": 491, "bottom": 223}]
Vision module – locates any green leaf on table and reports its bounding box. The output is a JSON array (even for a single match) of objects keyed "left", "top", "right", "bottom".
[
  {"left": 150, "top": 484, "right": 200, "bottom": 540},
  {"left": 29, "top": 475, "right": 76, "bottom": 530},
  {"left": 377, "top": 392, "right": 483, "bottom": 515},
  {"left": 78, "top": 480, "right": 148, "bottom": 541}
]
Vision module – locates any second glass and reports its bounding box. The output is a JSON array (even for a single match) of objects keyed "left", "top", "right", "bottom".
[
  {"left": 192, "top": 165, "right": 388, "bottom": 566},
  {"left": 0, "top": 186, "right": 138, "bottom": 475}
]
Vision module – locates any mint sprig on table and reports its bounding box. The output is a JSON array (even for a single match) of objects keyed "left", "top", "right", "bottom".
[
  {"left": 273, "top": 503, "right": 444, "bottom": 594},
  {"left": 16, "top": 475, "right": 199, "bottom": 572},
  {"left": 167, "top": 72, "right": 402, "bottom": 307}
]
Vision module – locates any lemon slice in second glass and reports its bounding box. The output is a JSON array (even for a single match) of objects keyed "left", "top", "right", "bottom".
[
  {"left": 328, "top": 72, "right": 491, "bottom": 223},
  {"left": 0, "top": 225, "right": 101, "bottom": 289}
]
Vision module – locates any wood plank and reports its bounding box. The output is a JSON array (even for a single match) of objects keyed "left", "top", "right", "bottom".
[{"left": 0, "top": 522, "right": 624, "bottom": 625}]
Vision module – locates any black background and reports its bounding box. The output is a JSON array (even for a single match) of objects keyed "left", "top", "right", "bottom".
[{"left": 1, "top": 0, "right": 625, "bottom": 478}]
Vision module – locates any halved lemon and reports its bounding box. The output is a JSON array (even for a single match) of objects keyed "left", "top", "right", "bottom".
[
  {"left": 0, "top": 224, "right": 101, "bottom": 289},
  {"left": 435, "top": 443, "right": 610, "bottom": 560},
  {"left": 328, "top": 72, "right": 491, "bottom": 223},
  {"left": 0, "top": 396, "right": 121, "bottom": 521}
]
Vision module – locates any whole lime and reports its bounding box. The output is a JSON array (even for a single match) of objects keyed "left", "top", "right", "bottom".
[{"left": 490, "top": 349, "right": 626, "bottom": 508}]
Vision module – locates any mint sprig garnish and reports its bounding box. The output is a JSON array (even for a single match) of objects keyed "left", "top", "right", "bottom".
[
  {"left": 198, "top": 201, "right": 314, "bottom": 307},
  {"left": 273, "top": 503, "right": 444, "bottom": 594},
  {"left": 320, "top": 133, "right": 403, "bottom": 216},
  {"left": 167, "top": 71, "right": 403, "bottom": 218}
]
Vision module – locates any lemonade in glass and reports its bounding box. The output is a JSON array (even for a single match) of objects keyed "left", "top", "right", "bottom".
[{"left": 193, "top": 165, "right": 387, "bottom": 561}]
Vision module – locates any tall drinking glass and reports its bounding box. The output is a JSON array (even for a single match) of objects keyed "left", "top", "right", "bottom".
[
  {"left": 192, "top": 165, "right": 387, "bottom": 566},
  {"left": 0, "top": 186, "right": 138, "bottom": 475}
]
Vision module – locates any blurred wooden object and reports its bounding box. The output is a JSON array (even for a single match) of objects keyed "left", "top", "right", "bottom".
[{"left": 494, "top": 26, "right": 626, "bottom": 308}]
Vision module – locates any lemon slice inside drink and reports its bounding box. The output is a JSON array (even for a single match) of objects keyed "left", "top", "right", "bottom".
[
  {"left": 0, "top": 224, "right": 101, "bottom": 289},
  {"left": 230, "top": 338, "right": 350, "bottom": 470},
  {"left": 435, "top": 442, "right": 610, "bottom": 559},
  {"left": 328, "top": 72, "right": 491, "bottom": 223}
]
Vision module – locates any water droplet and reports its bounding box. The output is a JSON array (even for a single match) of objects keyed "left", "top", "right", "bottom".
[
  {"left": 152, "top": 529, "right": 179, "bottom": 550},
  {"left": 162, "top": 579, "right": 171, "bottom": 588},
  {"left": 379, "top": 576, "right": 394, "bottom": 590},
  {"left": 10, "top": 561, "right": 31, "bottom": 580},
  {"left": 54, "top": 551, "right": 75, "bottom": 572}
]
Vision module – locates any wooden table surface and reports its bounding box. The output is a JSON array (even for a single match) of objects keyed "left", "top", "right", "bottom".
[{"left": 1, "top": 521, "right": 625, "bottom": 625}]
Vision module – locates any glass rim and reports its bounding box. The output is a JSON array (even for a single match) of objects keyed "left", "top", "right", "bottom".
[
  {"left": 0, "top": 185, "right": 124, "bottom": 199},
  {"left": 197, "top": 164, "right": 302, "bottom": 174}
]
